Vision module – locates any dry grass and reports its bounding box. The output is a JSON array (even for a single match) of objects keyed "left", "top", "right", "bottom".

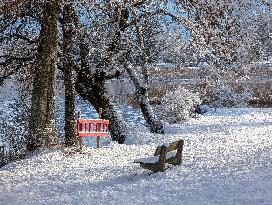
[
  {"left": 114, "top": 65, "right": 272, "bottom": 108},
  {"left": 248, "top": 82, "right": 272, "bottom": 107},
  {"left": 118, "top": 80, "right": 272, "bottom": 108}
]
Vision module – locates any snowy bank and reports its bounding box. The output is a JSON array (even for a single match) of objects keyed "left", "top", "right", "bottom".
[{"left": 0, "top": 108, "right": 272, "bottom": 205}]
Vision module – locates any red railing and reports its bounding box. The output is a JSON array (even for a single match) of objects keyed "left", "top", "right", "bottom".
[
  {"left": 77, "top": 119, "right": 109, "bottom": 137},
  {"left": 76, "top": 110, "right": 110, "bottom": 149}
]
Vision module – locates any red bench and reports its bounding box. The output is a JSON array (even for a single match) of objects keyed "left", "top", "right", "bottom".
[{"left": 76, "top": 110, "right": 110, "bottom": 150}]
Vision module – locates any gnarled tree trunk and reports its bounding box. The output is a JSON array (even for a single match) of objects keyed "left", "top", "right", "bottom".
[
  {"left": 75, "top": 73, "right": 128, "bottom": 144},
  {"left": 76, "top": 38, "right": 128, "bottom": 144},
  {"left": 27, "top": 1, "right": 60, "bottom": 151}
]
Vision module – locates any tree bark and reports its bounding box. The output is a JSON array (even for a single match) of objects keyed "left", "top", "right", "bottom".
[
  {"left": 27, "top": 1, "right": 60, "bottom": 151},
  {"left": 63, "top": 3, "right": 77, "bottom": 146}
]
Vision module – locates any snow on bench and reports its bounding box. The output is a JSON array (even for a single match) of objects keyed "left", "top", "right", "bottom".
[
  {"left": 134, "top": 151, "right": 177, "bottom": 164},
  {"left": 134, "top": 156, "right": 160, "bottom": 164}
]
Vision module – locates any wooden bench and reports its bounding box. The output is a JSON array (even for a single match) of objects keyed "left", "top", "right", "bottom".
[{"left": 134, "top": 139, "right": 184, "bottom": 173}]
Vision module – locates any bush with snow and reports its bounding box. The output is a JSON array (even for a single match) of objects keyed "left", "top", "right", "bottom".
[
  {"left": 161, "top": 86, "right": 202, "bottom": 123},
  {"left": 215, "top": 84, "right": 252, "bottom": 107}
]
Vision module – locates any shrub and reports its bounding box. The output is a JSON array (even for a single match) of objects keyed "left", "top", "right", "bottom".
[{"left": 161, "top": 86, "right": 202, "bottom": 123}]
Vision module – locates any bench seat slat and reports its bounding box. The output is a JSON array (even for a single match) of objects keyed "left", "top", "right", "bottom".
[
  {"left": 165, "top": 157, "right": 178, "bottom": 165},
  {"left": 139, "top": 162, "right": 164, "bottom": 172}
]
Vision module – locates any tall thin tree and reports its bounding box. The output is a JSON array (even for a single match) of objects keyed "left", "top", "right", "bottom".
[{"left": 63, "top": 3, "right": 78, "bottom": 146}]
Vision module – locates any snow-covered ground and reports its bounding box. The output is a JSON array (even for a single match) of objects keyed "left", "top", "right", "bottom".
[{"left": 0, "top": 108, "right": 272, "bottom": 205}]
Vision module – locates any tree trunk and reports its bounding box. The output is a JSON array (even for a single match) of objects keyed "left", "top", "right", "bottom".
[
  {"left": 71, "top": 6, "right": 131, "bottom": 144},
  {"left": 128, "top": 9, "right": 164, "bottom": 134},
  {"left": 125, "top": 64, "right": 164, "bottom": 134},
  {"left": 27, "top": 1, "right": 60, "bottom": 151},
  {"left": 63, "top": 3, "right": 77, "bottom": 146},
  {"left": 136, "top": 88, "right": 164, "bottom": 134}
]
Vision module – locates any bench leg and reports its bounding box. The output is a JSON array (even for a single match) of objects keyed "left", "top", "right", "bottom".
[
  {"left": 157, "top": 146, "right": 167, "bottom": 172},
  {"left": 97, "top": 136, "right": 100, "bottom": 149},
  {"left": 176, "top": 140, "right": 184, "bottom": 165}
]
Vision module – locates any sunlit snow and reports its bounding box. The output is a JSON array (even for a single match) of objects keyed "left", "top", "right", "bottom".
[{"left": 0, "top": 108, "right": 271, "bottom": 205}]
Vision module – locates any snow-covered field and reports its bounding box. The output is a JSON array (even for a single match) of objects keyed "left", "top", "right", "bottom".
[{"left": 0, "top": 108, "right": 272, "bottom": 205}]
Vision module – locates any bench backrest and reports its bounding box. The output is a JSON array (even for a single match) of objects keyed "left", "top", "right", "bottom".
[
  {"left": 77, "top": 119, "right": 110, "bottom": 137},
  {"left": 154, "top": 139, "right": 184, "bottom": 156}
]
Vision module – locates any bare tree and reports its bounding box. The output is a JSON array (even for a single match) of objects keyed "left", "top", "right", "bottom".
[{"left": 123, "top": 4, "right": 165, "bottom": 134}]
